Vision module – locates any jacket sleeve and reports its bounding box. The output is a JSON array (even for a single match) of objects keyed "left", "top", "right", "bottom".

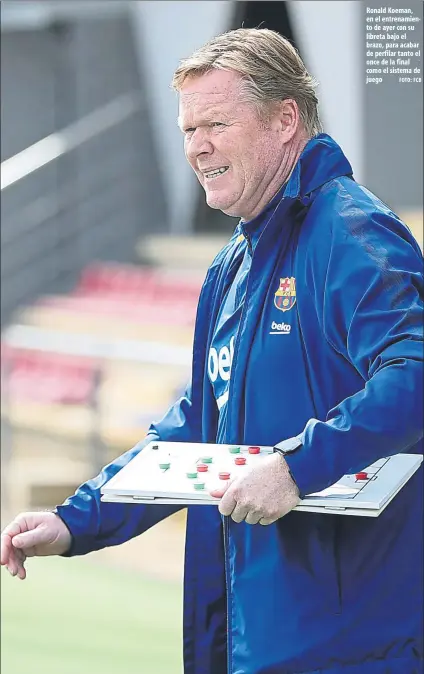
[
  {"left": 56, "top": 385, "right": 194, "bottom": 556},
  {"left": 284, "top": 202, "right": 424, "bottom": 498}
]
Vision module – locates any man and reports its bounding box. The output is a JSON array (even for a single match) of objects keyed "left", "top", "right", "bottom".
[{"left": 2, "top": 28, "right": 423, "bottom": 674}]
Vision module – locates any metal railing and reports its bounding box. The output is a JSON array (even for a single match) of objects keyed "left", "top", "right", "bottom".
[{"left": 1, "top": 91, "right": 143, "bottom": 191}]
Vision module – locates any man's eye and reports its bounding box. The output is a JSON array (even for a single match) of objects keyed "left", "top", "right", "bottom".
[
  {"left": 184, "top": 128, "right": 195, "bottom": 135},
  {"left": 211, "top": 122, "right": 225, "bottom": 128}
]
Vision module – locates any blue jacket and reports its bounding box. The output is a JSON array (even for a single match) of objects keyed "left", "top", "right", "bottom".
[{"left": 57, "top": 135, "right": 424, "bottom": 674}]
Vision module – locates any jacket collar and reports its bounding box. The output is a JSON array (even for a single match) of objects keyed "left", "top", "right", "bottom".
[{"left": 284, "top": 133, "right": 353, "bottom": 202}]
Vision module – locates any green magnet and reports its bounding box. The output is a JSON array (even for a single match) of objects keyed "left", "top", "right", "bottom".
[
  {"left": 228, "top": 446, "right": 241, "bottom": 454},
  {"left": 186, "top": 471, "right": 198, "bottom": 479},
  {"left": 193, "top": 482, "right": 205, "bottom": 490},
  {"left": 159, "top": 462, "right": 170, "bottom": 470},
  {"left": 200, "top": 456, "right": 213, "bottom": 463}
]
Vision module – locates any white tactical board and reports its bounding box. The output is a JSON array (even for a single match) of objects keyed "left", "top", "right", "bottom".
[{"left": 101, "top": 442, "right": 423, "bottom": 517}]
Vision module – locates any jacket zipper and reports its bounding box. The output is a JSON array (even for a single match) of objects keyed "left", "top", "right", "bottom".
[
  {"left": 244, "top": 229, "right": 253, "bottom": 256},
  {"left": 223, "top": 515, "right": 231, "bottom": 674},
  {"left": 222, "top": 203, "right": 290, "bottom": 672},
  {"left": 224, "top": 224, "right": 252, "bottom": 674},
  {"left": 226, "top": 224, "right": 253, "bottom": 410}
]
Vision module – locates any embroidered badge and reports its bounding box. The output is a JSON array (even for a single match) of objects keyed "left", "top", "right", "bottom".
[{"left": 274, "top": 277, "right": 296, "bottom": 312}]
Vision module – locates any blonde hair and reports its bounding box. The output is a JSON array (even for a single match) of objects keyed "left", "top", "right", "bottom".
[{"left": 171, "top": 28, "right": 322, "bottom": 137}]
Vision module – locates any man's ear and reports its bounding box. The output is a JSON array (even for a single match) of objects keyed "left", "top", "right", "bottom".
[{"left": 274, "top": 99, "right": 300, "bottom": 143}]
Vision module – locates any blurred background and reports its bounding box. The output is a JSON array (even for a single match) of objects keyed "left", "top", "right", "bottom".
[{"left": 1, "top": 2, "right": 422, "bottom": 673}]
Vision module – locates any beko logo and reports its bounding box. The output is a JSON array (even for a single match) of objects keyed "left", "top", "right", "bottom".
[{"left": 269, "top": 321, "right": 291, "bottom": 334}]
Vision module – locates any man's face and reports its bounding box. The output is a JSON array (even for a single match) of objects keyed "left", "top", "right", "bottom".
[{"left": 179, "top": 69, "right": 284, "bottom": 220}]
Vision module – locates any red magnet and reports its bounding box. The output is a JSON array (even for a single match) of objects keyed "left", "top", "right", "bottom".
[
  {"left": 235, "top": 457, "right": 246, "bottom": 465},
  {"left": 355, "top": 471, "right": 368, "bottom": 480},
  {"left": 219, "top": 472, "right": 231, "bottom": 480},
  {"left": 248, "top": 446, "right": 260, "bottom": 454},
  {"left": 197, "top": 464, "right": 208, "bottom": 472}
]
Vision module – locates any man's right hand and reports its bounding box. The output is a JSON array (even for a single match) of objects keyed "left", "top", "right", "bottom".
[{"left": 1, "top": 511, "right": 72, "bottom": 580}]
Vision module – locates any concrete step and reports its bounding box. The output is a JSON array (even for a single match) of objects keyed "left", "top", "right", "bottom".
[{"left": 136, "top": 234, "right": 228, "bottom": 271}]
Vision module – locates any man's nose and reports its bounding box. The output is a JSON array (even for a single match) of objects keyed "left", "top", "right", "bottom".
[{"left": 186, "top": 129, "right": 213, "bottom": 161}]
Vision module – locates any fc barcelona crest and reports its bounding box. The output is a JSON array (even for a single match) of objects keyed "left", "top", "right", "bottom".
[{"left": 274, "top": 277, "right": 296, "bottom": 312}]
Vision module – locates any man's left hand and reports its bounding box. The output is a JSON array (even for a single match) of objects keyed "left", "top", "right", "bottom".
[{"left": 209, "top": 452, "right": 300, "bottom": 525}]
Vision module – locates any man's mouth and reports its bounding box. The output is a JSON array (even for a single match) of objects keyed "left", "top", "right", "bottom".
[{"left": 203, "top": 166, "right": 229, "bottom": 180}]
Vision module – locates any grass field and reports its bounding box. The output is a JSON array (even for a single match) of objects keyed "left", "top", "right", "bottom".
[{"left": 1, "top": 555, "right": 183, "bottom": 674}]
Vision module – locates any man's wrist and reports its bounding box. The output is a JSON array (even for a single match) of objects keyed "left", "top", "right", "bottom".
[
  {"left": 51, "top": 508, "right": 74, "bottom": 556},
  {"left": 273, "top": 436, "right": 303, "bottom": 457},
  {"left": 273, "top": 437, "right": 303, "bottom": 496}
]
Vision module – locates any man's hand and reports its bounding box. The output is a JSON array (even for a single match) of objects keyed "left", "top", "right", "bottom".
[
  {"left": 210, "top": 453, "right": 300, "bottom": 525},
  {"left": 1, "top": 512, "right": 72, "bottom": 580}
]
